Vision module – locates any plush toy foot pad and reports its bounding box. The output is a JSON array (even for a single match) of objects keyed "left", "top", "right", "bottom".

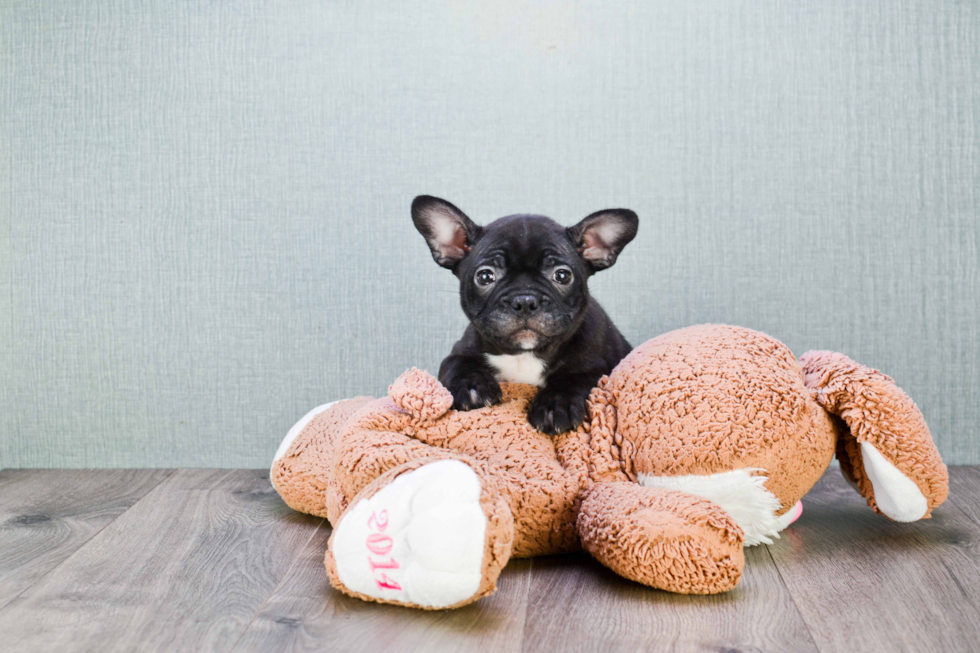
[
  {"left": 330, "top": 460, "right": 488, "bottom": 608},
  {"left": 860, "top": 442, "right": 928, "bottom": 521}
]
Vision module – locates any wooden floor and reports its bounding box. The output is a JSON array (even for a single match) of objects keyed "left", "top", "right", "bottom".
[{"left": 1, "top": 468, "right": 979, "bottom": 653}]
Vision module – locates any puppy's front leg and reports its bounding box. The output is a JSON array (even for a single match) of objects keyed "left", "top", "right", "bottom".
[
  {"left": 439, "top": 354, "right": 503, "bottom": 411},
  {"left": 528, "top": 371, "right": 603, "bottom": 435}
]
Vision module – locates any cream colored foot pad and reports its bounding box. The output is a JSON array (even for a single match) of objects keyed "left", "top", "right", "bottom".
[
  {"left": 331, "top": 460, "right": 487, "bottom": 608},
  {"left": 861, "top": 442, "right": 928, "bottom": 522}
]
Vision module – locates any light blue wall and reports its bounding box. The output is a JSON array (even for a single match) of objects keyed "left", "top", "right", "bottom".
[{"left": 2, "top": 0, "right": 978, "bottom": 467}]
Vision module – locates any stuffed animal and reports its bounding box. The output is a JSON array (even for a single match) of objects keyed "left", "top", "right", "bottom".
[{"left": 270, "top": 324, "right": 948, "bottom": 610}]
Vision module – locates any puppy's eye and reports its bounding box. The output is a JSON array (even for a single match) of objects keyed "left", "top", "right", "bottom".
[
  {"left": 475, "top": 268, "right": 496, "bottom": 286},
  {"left": 553, "top": 268, "right": 572, "bottom": 285}
]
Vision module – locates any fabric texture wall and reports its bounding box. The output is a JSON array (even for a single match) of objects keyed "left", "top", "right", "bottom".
[{"left": 2, "top": 0, "right": 978, "bottom": 467}]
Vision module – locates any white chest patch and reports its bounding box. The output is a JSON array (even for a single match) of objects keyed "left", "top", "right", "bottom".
[
  {"left": 485, "top": 352, "right": 546, "bottom": 386},
  {"left": 638, "top": 468, "right": 794, "bottom": 546}
]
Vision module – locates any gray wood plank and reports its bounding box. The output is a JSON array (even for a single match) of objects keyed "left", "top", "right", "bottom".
[
  {"left": 0, "top": 469, "right": 173, "bottom": 611},
  {"left": 231, "top": 527, "right": 530, "bottom": 653},
  {"left": 947, "top": 466, "right": 980, "bottom": 528},
  {"left": 522, "top": 545, "right": 818, "bottom": 653},
  {"left": 0, "top": 469, "right": 323, "bottom": 653},
  {"left": 4, "top": 468, "right": 978, "bottom": 652},
  {"left": 767, "top": 468, "right": 980, "bottom": 653}
]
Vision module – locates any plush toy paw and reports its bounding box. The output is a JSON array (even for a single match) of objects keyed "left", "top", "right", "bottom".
[
  {"left": 328, "top": 460, "right": 501, "bottom": 609},
  {"left": 447, "top": 369, "right": 503, "bottom": 411},
  {"left": 270, "top": 397, "right": 373, "bottom": 521},
  {"left": 578, "top": 482, "right": 745, "bottom": 594},
  {"left": 800, "top": 350, "right": 948, "bottom": 520},
  {"left": 527, "top": 386, "right": 588, "bottom": 435},
  {"left": 273, "top": 401, "right": 339, "bottom": 464}
]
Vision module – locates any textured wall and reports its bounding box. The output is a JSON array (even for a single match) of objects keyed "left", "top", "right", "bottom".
[{"left": 2, "top": 0, "right": 978, "bottom": 468}]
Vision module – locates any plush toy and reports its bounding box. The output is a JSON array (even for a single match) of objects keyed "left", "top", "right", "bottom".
[{"left": 270, "top": 324, "right": 948, "bottom": 610}]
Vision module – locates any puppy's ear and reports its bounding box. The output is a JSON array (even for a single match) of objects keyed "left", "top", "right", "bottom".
[
  {"left": 411, "top": 196, "right": 482, "bottom": 270},
  {"left": 568, "top": 209, "right": 639, "bottom": 271}
]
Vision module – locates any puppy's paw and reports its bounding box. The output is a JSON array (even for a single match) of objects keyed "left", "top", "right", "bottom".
[
  {"left": 527, "top": 388, "right": 588, "bottom": 435},
  {"left": 448, "top": 371, "right": 502, "bottom": 411}
]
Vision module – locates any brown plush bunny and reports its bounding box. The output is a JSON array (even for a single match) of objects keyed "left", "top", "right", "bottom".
[{"left": 271, "top": 324, "right": 948, "bottom": 610}]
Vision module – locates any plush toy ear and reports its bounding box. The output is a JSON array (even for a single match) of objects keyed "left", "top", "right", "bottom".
[
  {"left": 568, "top": 208, "right": 639, "bottom": 271},
  {"left": 412, "top": 195, "right": 482, "bottom": 270},
  {"left": 389, "top": 367, "right": 454, "bottom": 421}
]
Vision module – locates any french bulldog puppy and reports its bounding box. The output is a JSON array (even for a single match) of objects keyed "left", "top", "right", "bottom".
[{"left": 412, "top": 195, "right": 638, "bottom": 435}]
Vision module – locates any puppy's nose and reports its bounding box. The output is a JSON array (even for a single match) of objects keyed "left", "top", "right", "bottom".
[{"left": 509, "top": 294, "right": 540, "bottom": 315}]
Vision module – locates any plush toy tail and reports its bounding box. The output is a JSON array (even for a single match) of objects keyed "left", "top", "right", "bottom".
[{"left": 799, "top": 351, "right": 948, "bottom": 521}]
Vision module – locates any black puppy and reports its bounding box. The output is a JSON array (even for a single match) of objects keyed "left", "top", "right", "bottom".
[{"left": 412, "top": 195, "right": 638, "bottom": 435}]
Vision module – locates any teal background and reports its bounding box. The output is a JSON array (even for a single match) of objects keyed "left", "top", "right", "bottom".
[{"left": 2, "top": 0, "right": 978, "bottom": 467}]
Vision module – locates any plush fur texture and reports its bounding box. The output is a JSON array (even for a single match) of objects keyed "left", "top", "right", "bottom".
[{"left": 271, "top": 324, "right": 948, "bottom": 609}]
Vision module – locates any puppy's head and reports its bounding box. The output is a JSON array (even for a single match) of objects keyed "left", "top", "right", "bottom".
[{"left": 412, "top": 195, "right": 638, "bottom": 354}]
